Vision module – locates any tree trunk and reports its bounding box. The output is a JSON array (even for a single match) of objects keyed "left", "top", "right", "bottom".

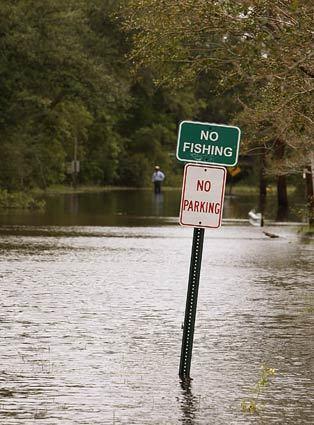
[
  {"left": 305, "top": 163, "right": 314, "bottom": 227},
  {"left": 259, "top": 146, "right": 267, "bottom": 216},
  {"left": 274, "top": 139, "right": 288, "bottom": 221},
  {"left": 276, "top": 175, "right": 288, "bottom": 221}
]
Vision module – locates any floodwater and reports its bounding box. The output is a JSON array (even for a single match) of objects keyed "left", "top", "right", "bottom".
[{"left": 0, "top": 190, "right": 313, "bottom": 424}]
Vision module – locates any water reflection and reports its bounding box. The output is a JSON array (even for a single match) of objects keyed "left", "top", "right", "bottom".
[
  {"left": 0, "top": 188, "right": 306, "bottom": 227},
  {"left": 66, "top": 194, "right": 79, "bottom": 215},
  {"left": 152, "top": 192, "right": 164, "bottom": 216},
  {"left": 179, "top": 380, "right": 198, "bottom": 425},
  {"left": 0, "top": 220, "right": 312, "bottom": 423}
]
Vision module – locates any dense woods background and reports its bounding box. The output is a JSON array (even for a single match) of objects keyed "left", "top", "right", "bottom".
[
  {"left": 0, "top": 0, "right": 313, "bottom": 221},
  {"left": 0, "top": 0, "right": 193, "bottom": 189}
]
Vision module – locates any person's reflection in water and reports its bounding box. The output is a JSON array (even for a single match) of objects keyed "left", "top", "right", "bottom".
[
  {"left": 152, "top": 192, "right": 164, "bottom": 216},
  {"left": 179, "top": 380, "right": 198, "bottom": 425}
]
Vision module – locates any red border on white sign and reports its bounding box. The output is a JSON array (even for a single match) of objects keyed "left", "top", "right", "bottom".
[{"left": 179, "top": 163, "right": 227, "bottom": 229}]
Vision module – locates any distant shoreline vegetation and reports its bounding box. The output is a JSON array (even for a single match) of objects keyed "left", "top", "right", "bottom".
[
  {"left": 33, "top": 184, "right": 183, "bottom": 195},
  {"left": 0, "top": 189, "right": 45, "bottom": 210},
  {"left": 0, "top": 183, "right": 299, "bottom": 210},
  {"left": 33, "top": 183, "right": 262, "bottom": 195}
]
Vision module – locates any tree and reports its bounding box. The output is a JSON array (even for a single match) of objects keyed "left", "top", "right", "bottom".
[
  {"left": 119, "top": 0, "right": 314, "bottom": 222},
  {"left": 116, "top": 75, "right": 206, "bottom": 186},
  {"left": 0, "top": 0, "right": 128, "bottom": 189}
]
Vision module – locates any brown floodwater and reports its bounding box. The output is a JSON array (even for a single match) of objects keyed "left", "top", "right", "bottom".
[{"left": 0, "top": 190, "right": 312, "bottom": 424}]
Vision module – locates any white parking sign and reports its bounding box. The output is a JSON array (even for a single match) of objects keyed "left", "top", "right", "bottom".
[{"left": 179, "top": 164, "right": 226, "bottom": 228}]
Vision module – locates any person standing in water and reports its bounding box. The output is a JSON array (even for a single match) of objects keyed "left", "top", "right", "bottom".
[{"left": 152, "top": 166, "right": 165, "bottom": 194}]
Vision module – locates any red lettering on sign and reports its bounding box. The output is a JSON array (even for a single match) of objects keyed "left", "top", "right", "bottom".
[
  {"left": 187, "top": 200, "right": 194, "bottom": 211},
  {"left": 199, "top": 201, "right": 205, "bottom": 212},
  {"left": 208, "top": 202, "right": 214, "bottom": 213},
  {"left": 182, "top": 200, "right": 222, "bottom": 215},
  {"left": 215, "top": 203, "right": 221, "bottom": 214},
  {"left": 197, "top": 179, "right": 211, "bottom": 192}
]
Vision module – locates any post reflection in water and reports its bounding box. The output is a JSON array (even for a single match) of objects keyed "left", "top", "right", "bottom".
[
  {"left": 179, "top": 380, "right": 199, "bottom": 425},
  {"left": 66, "top": 193, "right": 79, "bottom": 215}
]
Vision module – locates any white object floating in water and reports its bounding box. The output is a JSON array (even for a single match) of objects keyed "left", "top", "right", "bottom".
[{"left": 248, "top": 209, "right": 263, "bottom": 227}]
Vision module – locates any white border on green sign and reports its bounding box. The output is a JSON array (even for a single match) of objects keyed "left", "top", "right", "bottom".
[{"left": 176, "top": 120, "right": 241, "bottom": 167}]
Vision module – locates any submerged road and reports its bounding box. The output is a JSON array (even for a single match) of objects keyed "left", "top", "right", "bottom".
[{"left": 0, "top": 224, "right": 312, "bottom": 424}]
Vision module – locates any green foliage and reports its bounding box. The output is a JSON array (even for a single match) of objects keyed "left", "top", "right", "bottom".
[
  {"left": 0, "top": 0, "right": 206, "bottom": 189},
  {"left": 0, "top": 189, "right": 45, "bottom": 210},
  {"left": 119, "top": 0, "right": 314, "bottom": 175},
  {"left": 82, "top": 112, "right": 125, "bottom": 185},
  {"left": 3, "top": 0, "right": 311, "bottom": 195},
  {"left": 118, "top": 0, "right": 313, "bottom": 221},
  {"left": 118, "top": 153, "right": 151, "bottom": 187},
  {"left": 0, "top": 0, "right": 129, "bottom": 189},
  {"left": 241, "top": 364, "right": 276, "bottom": 415}
]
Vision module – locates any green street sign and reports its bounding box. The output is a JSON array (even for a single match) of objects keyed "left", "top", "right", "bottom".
[{"left": 176, "top": 121, "right": 241, "bottom": 166}]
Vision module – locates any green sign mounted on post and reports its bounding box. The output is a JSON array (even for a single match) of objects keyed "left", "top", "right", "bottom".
[
  {"left": 176, "top": 120, "right": 241, "bottom": 166},
  {"left": 177, "top": 119, "right": 241, "bottom": 380}
]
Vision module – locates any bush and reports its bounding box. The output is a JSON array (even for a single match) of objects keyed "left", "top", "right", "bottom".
[
  {"left": 117, "top": 153, "right": 151, "bottom": 187},
  {"left": 0, "top": 189, "right": 45, "bottom": 210}
]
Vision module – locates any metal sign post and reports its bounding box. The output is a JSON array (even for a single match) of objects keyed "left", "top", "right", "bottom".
[
  {"left": 179, "top": 227, "right": 204, "bottom": 379},
  {"left": 178, "top": 163, "right": 226, "bottom": 380},
  {"left": 176, "top": 120, "right": 241, "bottom": 381}
]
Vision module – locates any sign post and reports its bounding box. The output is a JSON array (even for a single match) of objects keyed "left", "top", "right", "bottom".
[
  {"left": 179, "top": 226, "right": 204, "bottom": 379},
  {"left": 178, "top": 164, "right": 226, "bottom": 379},
  {"left": 177, "top": 121, "right": 240, "bottom": 380}
]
